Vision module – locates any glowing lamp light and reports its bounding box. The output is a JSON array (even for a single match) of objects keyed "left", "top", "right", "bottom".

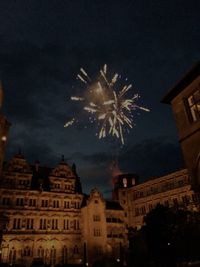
[
  {"left": 86, "top": 263, "right": 89, "bottom": 266},
  {"left": 1, "top": 136, "right": 7, "bottom": 142},
  {"left": 116, "top": 258, "right": 120, "bottom": 262}
]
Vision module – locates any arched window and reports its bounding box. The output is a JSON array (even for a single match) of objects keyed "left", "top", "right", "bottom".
[
  {"left": 38, "top": 246, "right": 44, "bottom": 258},
  {"left": 24, "top": 246, "right": 31, "bottom": 257},
  {"left": 50, "top": 246, "right": 56, "bottom": 265},
  {"left": 62, "top": 246, "right": 68, "bottom": 264},
  {"left": 73, "top": 245, "right": 79, "bottom": 254},
  {"left": 9, "top": 247, "right": 17, "bottom": 263}
]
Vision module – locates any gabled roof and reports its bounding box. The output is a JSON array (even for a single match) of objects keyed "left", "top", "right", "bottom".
[{"left": 162, "top": 61, "right": 200, "bottom": 104}]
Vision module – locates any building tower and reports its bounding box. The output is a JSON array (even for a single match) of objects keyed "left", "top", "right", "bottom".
[{"left": 0, "top": 81, "right": 11, "bottom": 177}]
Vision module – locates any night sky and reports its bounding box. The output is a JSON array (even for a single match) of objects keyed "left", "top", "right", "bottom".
[{"left": 0, "top": 0, "right": 200, "bottom": 196}]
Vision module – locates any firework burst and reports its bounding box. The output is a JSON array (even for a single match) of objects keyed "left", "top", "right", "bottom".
[{"left": 65, "top": 64, "right": 150, "bottom": 145}]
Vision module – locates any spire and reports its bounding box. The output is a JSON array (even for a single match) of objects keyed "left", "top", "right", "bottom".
[{"left": 0, "top": 80, "right": 4, "bottom": 109}]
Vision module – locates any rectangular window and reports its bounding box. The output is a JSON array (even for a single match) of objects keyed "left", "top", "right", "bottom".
[
  {"left": 53, "top": 200, "right": 59, "bottom": 208},
  {"left": 94, "top": 228, "right": 101, "bottom": 237},
  {"left": 186, "top": 89, "right": 200, "bottom": 122},
  {"left": 26, "top": 218, "right": 34, "bottom": 229},
  {"left": 52, "top": 219, "right": 58, "bottom": 230},
  {"left": 63, "top": 219, "right": 69, "bottom": 230},
  {"left": 93, "top": 215, "right": 101, "bottom": 222},
  {"left": 64, "top": 201, "right": 70, "bottom": 208},
  {"left": 2, "top": 197, "right": 10, "bottom": 205},
  {"left": 41, "top": 199, "right": 48, "bottom": 207},
  {"left": 13, "top": 218, "right": 21, "bottom": 229},
  {"left": 29, "top": 199, "right": 36, "bottom": 207},
  {"left": 16, "top": 198, "right": 24, "bottom": 206},
  {"left": 74, "top": 219, "right": 79, "bottom": 230},
  {"left": 40, "top": 219, "right": 47, "bottom": 230}
]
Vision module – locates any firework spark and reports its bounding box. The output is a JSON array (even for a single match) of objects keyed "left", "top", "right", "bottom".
[{"left": 65, "top": 64, "right": 150, "bottom": 144}]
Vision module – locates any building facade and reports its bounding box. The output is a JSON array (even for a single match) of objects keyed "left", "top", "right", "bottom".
[
  {"left": 115, "top": 169, "right": 198, "bottom": 229},
  {"left": 162, "top": 62, "right": 200, "bottom": 187},
  {"left": 0, "top": 153, "right": 127, "bottom": 267}
]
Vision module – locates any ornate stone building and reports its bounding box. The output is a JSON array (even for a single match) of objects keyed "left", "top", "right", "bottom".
[{"left": 0, "top": 153, "right": 127, "bottom": 266}]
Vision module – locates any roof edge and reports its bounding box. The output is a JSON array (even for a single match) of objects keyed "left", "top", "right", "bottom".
[{"left": 161, "top": 61, "right": 200, "bottom": 104}]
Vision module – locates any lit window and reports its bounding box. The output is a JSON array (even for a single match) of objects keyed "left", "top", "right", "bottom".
[
  {"left": 1, "top": 136, "right": 7, "bottom": 142},
  {"left": 186, "top": 89, "right": 200, "bottom": 122},
  {"left": 123, "top": 178, "right": 127, "bottom": 188}
]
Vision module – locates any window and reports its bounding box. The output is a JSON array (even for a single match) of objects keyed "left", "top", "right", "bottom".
[
  {"left": 51, "top": 219, "right": 58, "bottom": 230},
  {"left": 41, "top": 199, "right": 48, "bottom": 207},
  {"left": 38, "top": 246, "right": 44, "bottom": 259},
  {"left": 16, "top": 198, "right": 24, "bottom": 206},
  {"left": 50, "top": 246, "right": 56, "bottom": 266},
  {"left": 9, "top": 248, "right": 16, "bottom": 262},
  {"left": 40, "top": 219, "right": 47, "bottom": 230},
  {"left": 140, "top": 206, "right": 146, "bottom": 215},
  {"left": 186, "top": 89, "right": 200, "bottom": 122},
  {"left": 63, "top": 219, "right": 69, "bottom": 230},
  {"left": 123, "top": 178, "right": 127, "bottom": 188},
  {"left": 93, "top": 215, "right": 101, "bottom": 222},
  {"left": 13, "top": 218, "right": 21, "bottom": 229},
  {"left": 29, "top": 199, "right": 36, "bottom": 207},
  {"left": 73, "top": 245, "right": 79, "bottom": 254},
  {"left": 24, "top": 246, "right": 31, "bottom": 257},
  {"left": 64, "top": 201, "right": 70, "bottom": 208},
  {"left": 53, "top": 200, "right": 59, "bottom": 208},
  {"left": 74, "top": 219, "right": 79, "bottom": 230},
  {"left": 2, "top": 197, "right": 10, "bottom": 205},
  {"left": 54, "top": 183, "right": 60, "bottom": 189},
  {"left": 94, "top": 228, "right": 101, "bottom": 237},
  {"left": 26, "top": 218, "right": 34, "bottom": 229},
  {"left": 62, "top": 246, "right": 68, "bottom": 264}
]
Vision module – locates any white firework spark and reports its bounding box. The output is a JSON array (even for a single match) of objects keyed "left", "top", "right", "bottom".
[{"left": 66, "top": 64, "right": 150, "bottom": 145}]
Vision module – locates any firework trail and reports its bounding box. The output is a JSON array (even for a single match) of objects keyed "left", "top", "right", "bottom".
[{"left": 65, "top": 64, "right": 150, "bottom": 145}]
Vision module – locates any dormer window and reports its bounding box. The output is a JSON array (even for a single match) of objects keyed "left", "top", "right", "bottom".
[{"left": 186, "top": 89, "right": 200, "bottom": 122}]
